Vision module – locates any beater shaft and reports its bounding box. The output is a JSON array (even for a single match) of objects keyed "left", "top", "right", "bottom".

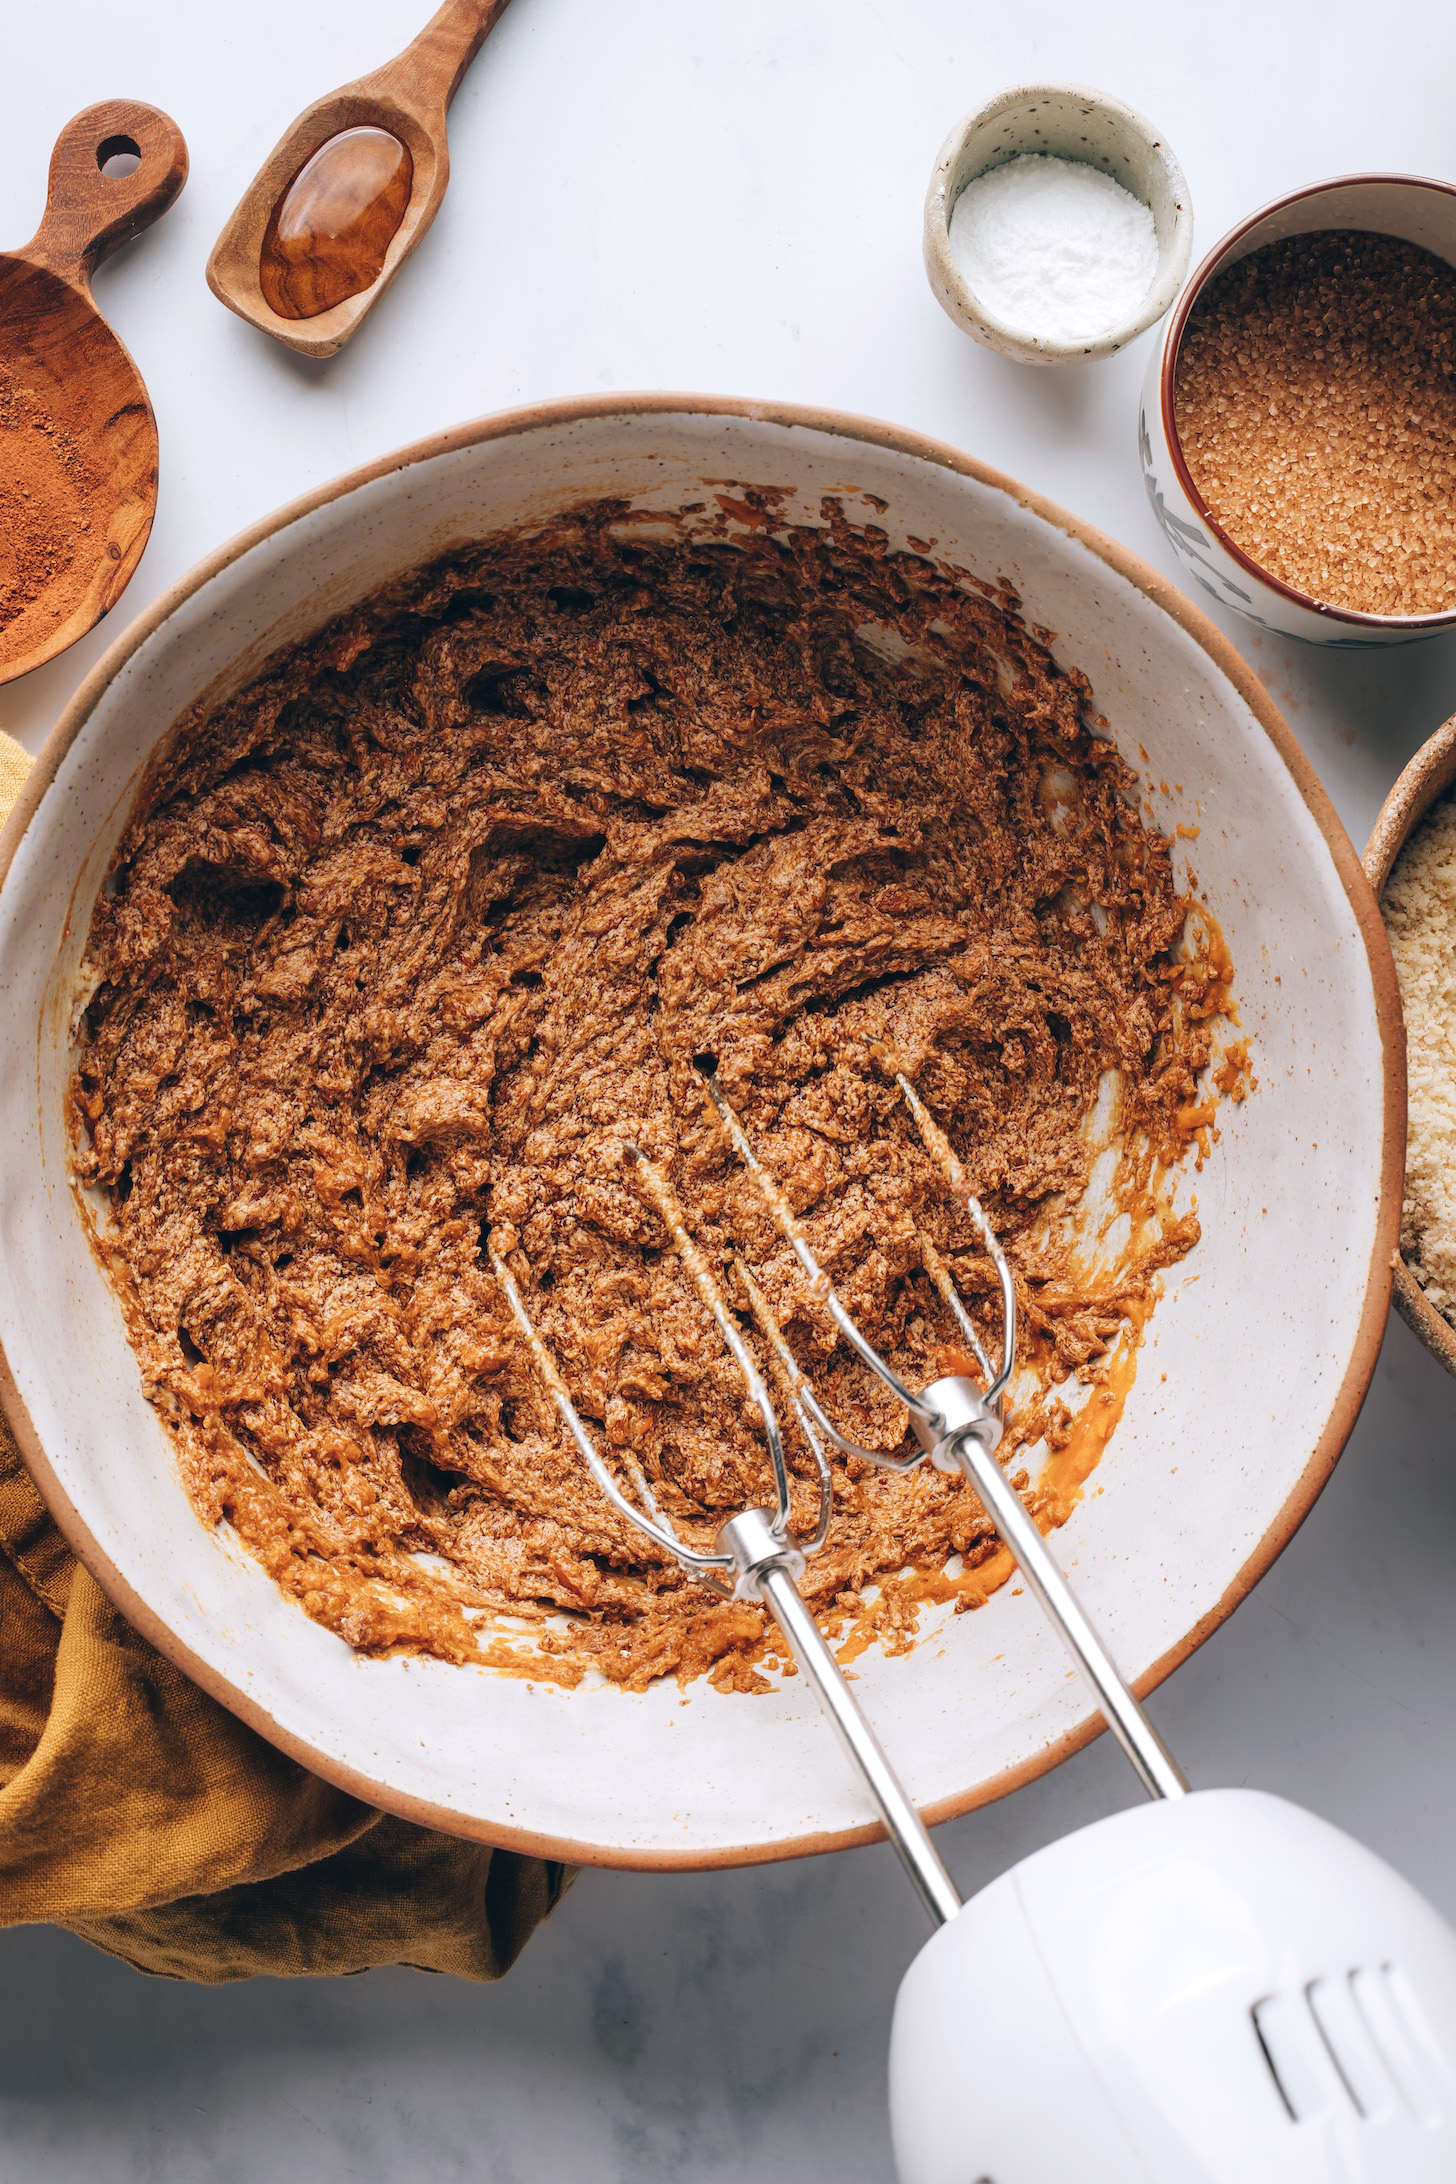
[
  {"left": 924, "top": 1382, "right": 1188, "bottom": 1802},
  {"left": 720, "top": 1508, "right": 963, "bottom": 1925}
]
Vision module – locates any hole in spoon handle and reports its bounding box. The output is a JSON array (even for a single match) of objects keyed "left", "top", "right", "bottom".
[{"left": 29, "top": 100, "right": 188, "bottom": 288}]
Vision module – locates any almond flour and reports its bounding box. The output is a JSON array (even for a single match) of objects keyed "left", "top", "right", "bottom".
[{"left": 1382, "top": 788, "right": 1456, "bottom": 1322}]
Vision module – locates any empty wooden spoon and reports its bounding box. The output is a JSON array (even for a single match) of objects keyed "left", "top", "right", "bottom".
[
  {"left": 207, "top": 0, "right": 513, "bottom": 360},
  {"left": 0, "top": 102, "right": 188, "bottom": 688}
]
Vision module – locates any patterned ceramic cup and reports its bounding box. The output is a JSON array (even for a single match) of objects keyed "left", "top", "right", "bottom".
[{"left": 1140, "top": 175, "right": 1456, "bottom": 647}]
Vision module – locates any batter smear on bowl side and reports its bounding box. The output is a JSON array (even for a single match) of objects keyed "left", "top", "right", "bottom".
[{"left": 69, "top": 496, "right": 1239, "bottom": 1691}]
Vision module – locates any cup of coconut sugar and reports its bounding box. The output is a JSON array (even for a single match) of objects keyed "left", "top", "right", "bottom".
[
  {"left": 924, "top": 82, "right": 1193, "bottom": 365},
  {"left": 1139, "top": 173, "right": 1456, "bottom": 645}
]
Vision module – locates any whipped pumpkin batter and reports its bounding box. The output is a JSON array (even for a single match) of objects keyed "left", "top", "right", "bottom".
[{"left": 70, "top": 496, "right": 1224, "bottom": 1690}]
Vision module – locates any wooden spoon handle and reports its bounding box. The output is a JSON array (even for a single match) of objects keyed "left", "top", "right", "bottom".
[
  {"left": 385, "top": 0, "right": 515, "bottom": 116},
  {"left": 23, "top": 100, "right": 189, "bottom": 291}
]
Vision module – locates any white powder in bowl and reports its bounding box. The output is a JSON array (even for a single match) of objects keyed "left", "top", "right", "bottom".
[
  {"left": 948, "top": 153, "right": 1159, "bottom": 345},
  {"left": 1383, "top": 788, "right": 1456, "bottom": 1326}
]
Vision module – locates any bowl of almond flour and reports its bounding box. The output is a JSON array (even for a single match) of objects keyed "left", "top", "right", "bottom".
[
  {"left": 1139, "top": 174, "right": 1456, "bottom": 646},
  {"left": 1367, "top": 713, "right": 1456, "bottom": 1378}
]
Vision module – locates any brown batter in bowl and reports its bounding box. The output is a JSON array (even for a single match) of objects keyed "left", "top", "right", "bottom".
[{"left": 70, "top": 493, "right": 1232, "bottom": 1692}]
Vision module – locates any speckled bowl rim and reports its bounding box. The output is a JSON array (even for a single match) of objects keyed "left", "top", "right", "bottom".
[
  {"left": 1160, "top": 174, "right": 1456, "bottom": 633},
  {"left": 1363, "top": 712, "right": 1456, "bottom": 1378},
  {"left": 0, "top": 393, "right": 1405, "bottom": 1867}
]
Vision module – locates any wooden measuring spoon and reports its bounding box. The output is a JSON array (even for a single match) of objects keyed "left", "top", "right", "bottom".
[
  {"left": 207, "top": 0, "right": 513, "bottom": 361},
  {"left": 0, "top": 103, "right": 188, "bottom": 688}
]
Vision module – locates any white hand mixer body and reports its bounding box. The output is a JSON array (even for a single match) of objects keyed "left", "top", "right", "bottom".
[
  {"left": 891, "top": 1789, "right": 1456, "bottom": 2183},
  {"left": 491, "top": 1062, "right": 1456, "bottom": 2184}
]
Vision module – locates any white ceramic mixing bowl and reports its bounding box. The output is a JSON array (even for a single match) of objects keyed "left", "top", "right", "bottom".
[{"left": 0, "top": 397, "right": 1401, "bottom": 1867}]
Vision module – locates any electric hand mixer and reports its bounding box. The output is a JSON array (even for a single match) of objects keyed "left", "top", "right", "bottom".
[{"left": 491, "top": 1059, "right": 1456, "bottom": 2183}]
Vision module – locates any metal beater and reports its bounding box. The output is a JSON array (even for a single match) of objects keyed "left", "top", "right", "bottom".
[
  {"left": 489, "top": 1053, "right": 1185, "bottom": 1923},
  {"left": 490, "top": 1057, "right": 1456, "bottom": 2184}
]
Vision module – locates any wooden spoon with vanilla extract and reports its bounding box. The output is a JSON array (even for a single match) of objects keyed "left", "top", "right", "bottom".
[{"left": 207, "top": 0, "right": 513, "bottom": 359}]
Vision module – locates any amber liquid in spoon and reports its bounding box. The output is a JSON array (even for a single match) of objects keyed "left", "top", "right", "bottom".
[{"left": 259, "top": 125, "right": 413, "bottom": 320}]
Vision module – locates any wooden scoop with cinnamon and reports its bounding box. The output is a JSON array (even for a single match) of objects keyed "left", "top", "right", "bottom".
[{"left": 0, "top": 102, "right": 188, "bottom": 687}]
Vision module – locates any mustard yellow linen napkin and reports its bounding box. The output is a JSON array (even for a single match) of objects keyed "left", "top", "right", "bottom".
[{"left": 0, "top": 729, "right": 569, "bottom": 1979}]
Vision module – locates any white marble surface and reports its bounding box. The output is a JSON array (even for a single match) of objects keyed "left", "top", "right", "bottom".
[{"left": 2, "top": 0, "right": 1456, "bottom": 2176}]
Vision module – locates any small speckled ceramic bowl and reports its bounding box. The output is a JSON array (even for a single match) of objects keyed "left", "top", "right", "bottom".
[
  {"left": 923, "top": 82, "right": 1193, "bottom": 366},
  {"left": 1364, "top": 713, "right": 1456, "bottom": 1380},
  {"left": 1140, "top": 175, "right": 1456, "bottom": 647}
]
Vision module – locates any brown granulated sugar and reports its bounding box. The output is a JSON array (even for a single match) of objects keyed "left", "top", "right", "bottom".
[{"left": 1173, "top": 231, "right": 1456, "bottom": 617}]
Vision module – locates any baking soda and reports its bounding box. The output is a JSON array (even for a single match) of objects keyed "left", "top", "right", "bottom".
[{"left": 948, "top": 153, "right": 1159, "bottom": 344}]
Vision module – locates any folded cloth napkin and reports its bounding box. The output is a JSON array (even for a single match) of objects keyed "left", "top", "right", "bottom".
[{"left": 0, "top": 731, "right": 569, "bottom": 1980}]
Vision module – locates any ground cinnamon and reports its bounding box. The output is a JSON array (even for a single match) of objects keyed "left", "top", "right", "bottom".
[{"left": 0, "top": 367, "right": 101, "bottom": 632}]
